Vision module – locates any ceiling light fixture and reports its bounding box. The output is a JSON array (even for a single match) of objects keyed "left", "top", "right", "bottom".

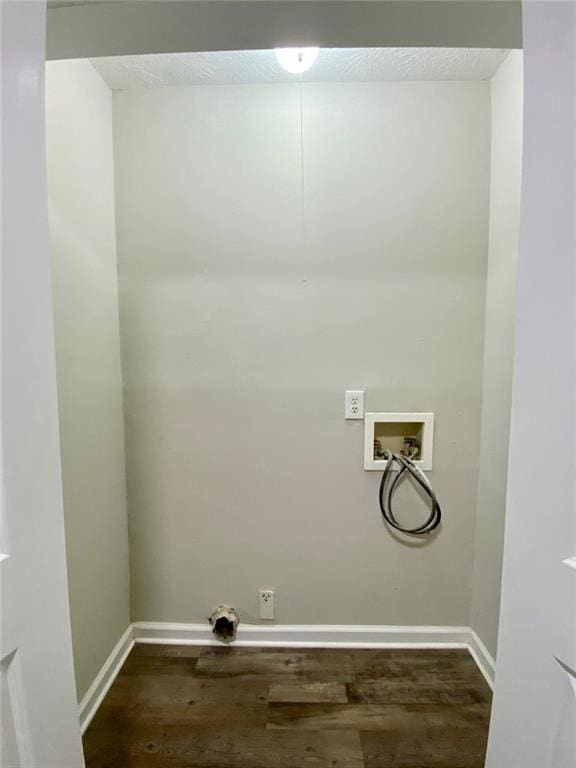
[{"left": 274, "top": 47, "right": 320, "bottom": 74}]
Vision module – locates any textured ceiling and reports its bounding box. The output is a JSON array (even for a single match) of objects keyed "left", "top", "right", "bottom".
[{"left": 92, "top": 47, "right": 510, "bottom": 90}]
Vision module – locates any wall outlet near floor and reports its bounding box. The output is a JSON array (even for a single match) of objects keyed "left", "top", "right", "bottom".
[
  {"left": 258, "top": 589, "right": 275, "bottom": 620},
  {"left": 345, "top": 390, "right": 364, "bottom": 419}
]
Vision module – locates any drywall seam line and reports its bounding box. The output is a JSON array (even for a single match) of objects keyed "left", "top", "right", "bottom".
[{"left": 299, "top": 75, "right": 306, "bottom": 240}]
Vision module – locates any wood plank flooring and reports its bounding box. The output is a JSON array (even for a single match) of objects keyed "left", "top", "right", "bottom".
[{"left": 83, "top": 645, "right": 492, "bottom": 768}]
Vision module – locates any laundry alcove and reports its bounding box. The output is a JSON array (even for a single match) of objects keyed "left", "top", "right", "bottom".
[{"left": 45, "top": 44, "right": 523, "bottom": 763}]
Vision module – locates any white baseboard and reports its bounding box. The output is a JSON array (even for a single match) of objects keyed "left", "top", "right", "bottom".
[
  {"left": 133, "top": 621, "right": 472, "bottom": 649},
  {"left": 80, "top": 622, "right": 494, "bottom": 731},
  {"left": 78, "top": 625, "right": 134, "bottom": 734},
  {"left": 134, "top": 622, "right": 495, "bottom": 687},
  {"left": 468, "top": 629, "right": 496, "bottom": 689}
]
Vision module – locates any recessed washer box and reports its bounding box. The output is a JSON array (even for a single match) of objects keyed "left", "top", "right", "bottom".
[{"left": 364, "top": 413, "right": 434, "bottom": 471}]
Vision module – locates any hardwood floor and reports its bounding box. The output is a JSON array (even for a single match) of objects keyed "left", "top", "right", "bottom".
[{"left": 83, "top": 645, "right": 491, "bottom": 768}]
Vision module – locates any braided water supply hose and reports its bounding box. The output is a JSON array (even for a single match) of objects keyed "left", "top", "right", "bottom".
[{"left": 378, "top": 450, "right": 442, "bottom": 535}]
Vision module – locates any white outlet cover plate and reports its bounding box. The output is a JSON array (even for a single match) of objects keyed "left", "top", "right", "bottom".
[
  {"left": 258, "top": 589, "right": 275, "bottom": 620},
  {"left": 345, "top": 390, "right": 365, "bottom": 419}
]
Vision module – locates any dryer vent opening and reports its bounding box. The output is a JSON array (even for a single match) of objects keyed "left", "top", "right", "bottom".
[{"left": 208, "top": 605, "right": 239, "bottom": 644}]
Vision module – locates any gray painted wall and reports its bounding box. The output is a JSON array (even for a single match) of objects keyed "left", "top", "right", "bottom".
[
  {"left": 46, "top": 1, "right": 522, "bottom": 60},
  {"left": 46, "top": 59, "right": 131, "bottom": 701},
  {"left": 113, "top": 81, "right": 490, "bottom": 626},
  {"left": 471, "top": 51, "right": 523, "bottom": 660}
]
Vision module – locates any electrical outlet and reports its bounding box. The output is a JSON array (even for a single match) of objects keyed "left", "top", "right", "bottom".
[
  {"left": 345, "top": 390, "right": 364, "bottom": 419},
  {"left": 258, "top": 589, "right": 275, "bottom": 620}
]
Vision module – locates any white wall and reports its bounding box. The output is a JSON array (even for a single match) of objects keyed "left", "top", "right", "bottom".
[
  {"left": 46, "top": 60, "right": 131, "bottom": 701},
  {"left": 471, "top": 51, "right": 523, "bottom": 660},
  {"left": 113, "top": 81, "right": 490, "bottom": 626},
  {"left": 487, "top": 3, "right": 576, "bottom": 766}
]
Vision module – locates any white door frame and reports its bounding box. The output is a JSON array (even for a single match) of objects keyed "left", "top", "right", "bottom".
[
  {"left": 2, "top": 1, "right": 575, "bottom": 766},
  {"left": 486, "top": 3, "right": 576, "bottom": 766},
  {"left": 1, "top": 1, "right": 85, "bottom": 765}
]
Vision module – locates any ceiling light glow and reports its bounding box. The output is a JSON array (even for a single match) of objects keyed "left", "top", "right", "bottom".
[{"left": 274, "top": 47, "right": 320, "bottom": 74}]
